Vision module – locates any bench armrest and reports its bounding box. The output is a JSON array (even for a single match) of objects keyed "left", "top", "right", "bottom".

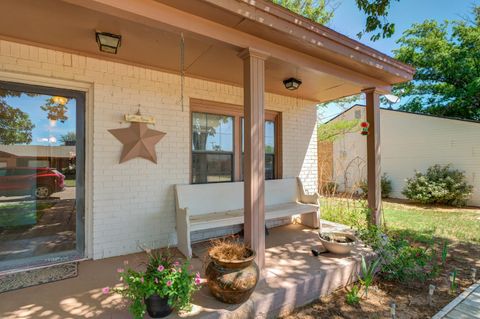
[{"left": 300, "top": 192, "right": 320, "bottom": 205}]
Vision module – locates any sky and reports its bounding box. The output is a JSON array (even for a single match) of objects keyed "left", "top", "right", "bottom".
[
  {"left": 5, "top": 94, "right": 76, "bottom": 146},
  {"left": 318, "top": 0, "right": 476, "bottom": 122}
]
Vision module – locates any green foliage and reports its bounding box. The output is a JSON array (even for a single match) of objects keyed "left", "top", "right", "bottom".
[
  {"left": 0, "top": 101, "right": 34, "bottom": 145},
  {"left": 108, "top": 250, "right": 200, "bottom": 319},
  {"left": 402, "top": 164, "right": 473, "bottom": 207},
  {"left": 355, "top": 0, "right": 399, "bottom": 41},
  {"left": 271, "top": 0, "right": 335, "bottom": 25},
  {"left": 40, "top": 97, "right": 69, "bottom": 122},
  {"left": 358, "top": 256, "right": 380, "bottom": 299},
  {"left": 345, "top": 284, "right": 361, "bottom": 305},
  {"left": 317, "top": 119, "right": 360, "bottom": 142},
  {"left": 393, "top": 6, "right": 480, "bottom": 120},
  {"left": 358, "top": 173, "right": 392, "bottom": 198},
  {"left": 321, "top": 181, "right": 338, "bottom": 195},
  {"left": 60, "top": 131, "right": 76, "bottom": 145},
  {"left": 321, "top": 198, "right": 369, "bottom": 230},
  {"left": 380, "top": 239, "right": 435, "bottom": 282},
  {"left": 441, "top": 240, "right": 448, "bottom": 267},
  {"left": 449, "top": 269, "right": 458, "bottom": 294}
]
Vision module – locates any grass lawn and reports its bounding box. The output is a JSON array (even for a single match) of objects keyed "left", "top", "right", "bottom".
[
  {"left": 64, "top": 179, "right": 76, "bottom": 187},
  {"left": 321, "top": 197, "right": 480, "bottom": 243}
]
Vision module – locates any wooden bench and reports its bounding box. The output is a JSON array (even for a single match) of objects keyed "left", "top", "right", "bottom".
[{"left": 174, "top": 178, "right": 320, "bottom": 257}]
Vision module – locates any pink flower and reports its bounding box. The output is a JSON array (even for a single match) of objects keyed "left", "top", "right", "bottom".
[
  {"left": 178, "top": 268, "right": 182, "bottom": 273},
  {"left": 117, "top": 268, "right": 124, "bottom": 273},
  {"left": 189, "top": 265, "right": 194, "bottom": 270},
  {"left": 195, "top": 278, "right": 201, "bottom": 285},
  {"left": 155, "top": 277, "right": 159, "bottom": 284},
  {"left": 174, "top": 261, "right": 180, "bottom": 267},
  {"left": 102, "top": 287, "right": 110, "bottom": 294},
  {"left": 195, "top": 272, "right": 201, "bottom": 278},
  {"left": 140, "top": 277, "right": 144, "bottom": 283},
  {"left": 171, "top": 268, "right": 177, "bottom": 273},
  {"left": 157, "top": 265, "right": 164, "bottom": 272},
  {"left": 166, "top": 280, "right": 173, "bottom": 287}
]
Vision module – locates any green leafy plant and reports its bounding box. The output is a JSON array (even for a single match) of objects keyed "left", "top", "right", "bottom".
[
  {"left": 441, "top": 240, "right": 448, "bottom": 267},
  {"left": 104, "top": 249, "right": 200, "bottom": 319},
  {"left": 450, "top": 269, "right": 458, "bottom": 294},
  {"left": 345, "top": 284, "right": 361, "bottom": 305},
  {"left": 358, "top": 173, "right": 392, "bottom": 198},
  {"left": 402, "top": 164, "right": 473, "bottom": 207},
  {"left": 358, "top": 256, "right": 380, "bottom": 299}
]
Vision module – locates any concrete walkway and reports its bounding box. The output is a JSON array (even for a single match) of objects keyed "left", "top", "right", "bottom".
[{"left": 432, "top": 281, "right": 480, "bottom": 319}]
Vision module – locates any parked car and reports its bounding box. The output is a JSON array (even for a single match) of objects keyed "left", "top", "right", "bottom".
[{"left": 0, "top": 167, "right": 65, "bottom": 199}]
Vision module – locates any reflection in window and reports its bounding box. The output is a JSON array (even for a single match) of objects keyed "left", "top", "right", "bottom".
[
  {"left": 0, "top": 84, "right": 81, "bottom": 269},
  {"left": 192, "top": 112, "right": 234, "bottom": 183}
]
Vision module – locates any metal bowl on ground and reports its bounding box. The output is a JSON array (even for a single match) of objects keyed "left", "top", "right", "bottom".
[{"left": 318, "top": 231, "right": 357, "bottom": 255}]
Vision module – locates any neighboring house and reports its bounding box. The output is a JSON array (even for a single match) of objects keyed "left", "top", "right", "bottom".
[
  {"left": 325, "top": 104, "right": 480, "bottom": 206},
  {"left": 0, "top": 0, "right": 413, "bottom": 280},
  {"left": 0, "top": 145, "right": 75, "bottom": 169}
]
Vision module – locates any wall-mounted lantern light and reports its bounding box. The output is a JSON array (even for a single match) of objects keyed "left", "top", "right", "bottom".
[
  {"left": 95, "top": 31, "right": 121, "bottom": 54},
  {"left": 283, "top": 77, "right": 302, "bottom": 90}
]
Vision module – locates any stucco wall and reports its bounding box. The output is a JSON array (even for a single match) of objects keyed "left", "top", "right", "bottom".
[
  {"left": 0, "top": 39, "right": 318, "bottom": 259},
  {"left": 331, "top": 105, "right": 480, "bottom": 206}
]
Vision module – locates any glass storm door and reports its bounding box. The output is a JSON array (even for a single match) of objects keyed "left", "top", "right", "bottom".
[{"left": 0, "top": 81, "right": 85, "bottom": 270}]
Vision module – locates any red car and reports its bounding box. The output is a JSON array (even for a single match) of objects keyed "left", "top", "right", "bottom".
[{"left": 0, "top": 167, "right": 65, "bottom": 199}]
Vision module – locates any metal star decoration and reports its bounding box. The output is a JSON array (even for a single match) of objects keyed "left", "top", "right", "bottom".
[{"left": 109, "top": 122, "right": 166, "bottom": 164}]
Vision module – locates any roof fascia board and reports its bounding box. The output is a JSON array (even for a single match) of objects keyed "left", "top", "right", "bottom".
[{"left": 62, "top": 0, "right": 392, "bottom": 89}]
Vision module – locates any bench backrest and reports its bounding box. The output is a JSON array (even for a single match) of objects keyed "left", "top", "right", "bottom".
[{"left": 175, "top": 178, "right": 300, "bottom": 216}]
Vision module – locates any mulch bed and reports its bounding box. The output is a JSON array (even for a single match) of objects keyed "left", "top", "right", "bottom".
[{"left": 283, "top": 241, "right": 480, "bottom": 319}]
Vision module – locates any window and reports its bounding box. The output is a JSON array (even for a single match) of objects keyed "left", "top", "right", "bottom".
[
  {"left": 192, "top": 112, "right": 234, "bottom": 183},
  {"left": 240, "top": 119, "right": 276, "bottom": 180},
  {"left": 0, "top": 80, "right": 85, "bottom": 270},
  {"left": 191, "top": 99, "right": 281, "bottom": 184}
]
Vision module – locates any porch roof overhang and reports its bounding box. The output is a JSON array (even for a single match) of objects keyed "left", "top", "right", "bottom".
[{"left": 0, "top": 0, "right": 414, "bottom": 102}]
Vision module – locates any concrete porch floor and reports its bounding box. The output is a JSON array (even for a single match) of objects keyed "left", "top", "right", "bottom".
[{"left": 0, "top": 222, "right": 373, "bottom": 319}]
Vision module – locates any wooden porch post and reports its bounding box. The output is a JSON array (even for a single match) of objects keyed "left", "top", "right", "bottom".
[
  {"left": 239, "top": 48, "right": 269, "bottom": 270},
  {"left": 363, "top": 88, "right": 382, "bottom": 226}
]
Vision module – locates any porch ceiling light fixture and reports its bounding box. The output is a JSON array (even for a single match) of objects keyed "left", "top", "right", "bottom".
[
  {"left": 283, "top": 77, "right": 302, "bottom": 90},
  {"left": 95, "top": 31, "right": 121, "bottom": 54}
]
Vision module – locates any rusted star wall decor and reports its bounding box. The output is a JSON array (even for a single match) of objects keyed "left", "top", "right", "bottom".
[{"left": 109, "top": 122, "right": 166, "bottom": 164}]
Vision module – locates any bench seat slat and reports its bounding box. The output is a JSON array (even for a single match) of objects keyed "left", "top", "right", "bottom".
[{"left": 189, "top": 202, "right": 318, "bottom": 232}]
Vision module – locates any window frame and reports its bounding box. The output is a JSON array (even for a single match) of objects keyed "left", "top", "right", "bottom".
[{"left": 190, "top": 98, "right": 282, "bottom": 183}]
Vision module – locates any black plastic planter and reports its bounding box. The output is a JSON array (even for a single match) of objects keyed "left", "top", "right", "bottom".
[{"left": 145, "top": 294, "right": 173, "bottom": 318}]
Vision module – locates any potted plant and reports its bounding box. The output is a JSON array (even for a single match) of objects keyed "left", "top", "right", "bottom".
[
  {"left": 103, "top": 249, "right": 201, "bottom": 319},
  {"left": 318, "top": 231, "right": 357, "bottom": 254},
  {"left": 205, "top": 238, "right": 259, "bottom": 304}
]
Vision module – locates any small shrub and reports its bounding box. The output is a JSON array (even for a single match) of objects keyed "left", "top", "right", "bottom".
[
  {"left": 345, "top": 284, "right": 361, "bottom": 305},
  {"left": 402, "top": 164, "right": 473, "bottom": 206},
  {"left": 358, "top": 173, "right": 392, "bottom": 198},
  {"left": 359, "top": 256, "right": 380, "bottom": 299},
  {"left": 380, "top": 239, "right": 435, "bottom": 282}
]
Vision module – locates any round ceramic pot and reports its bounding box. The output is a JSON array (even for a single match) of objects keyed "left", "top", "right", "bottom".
[
  {"left": 205, "top": 248, "right": 259, "bottom": 304},
  {"left": 145, "top": 294, "right": 173, "bottom": 318},
  {"left": 318, "top": 231, "right": 357, "bottom": 255}
]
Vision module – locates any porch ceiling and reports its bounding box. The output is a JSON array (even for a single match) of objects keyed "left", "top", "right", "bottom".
[{"left": 0, "top": 0, "right": 405, "bottom": 102}]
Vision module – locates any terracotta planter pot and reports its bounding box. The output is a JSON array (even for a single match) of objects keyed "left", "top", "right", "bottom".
[
  {"left": 145, "top": 294, "right": 173, "bottom": 318},
  {"left": 205, "top": 248, "right": 259, "bottom": 304}
]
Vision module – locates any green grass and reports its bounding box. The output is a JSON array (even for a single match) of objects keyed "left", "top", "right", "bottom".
[
  {"left": 321, "top": 197, "right": 480, "bottom": 244},
  {"left": 64, "top": 179, "right": 76, "bottom": 187}
]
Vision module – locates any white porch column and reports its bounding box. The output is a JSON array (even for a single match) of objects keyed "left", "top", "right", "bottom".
[
  {"left": 363, "top": 88, "right": 382, "bottom": 226},
  {"left": 239, "top": 48, "right": 269, "bottom": 270}
]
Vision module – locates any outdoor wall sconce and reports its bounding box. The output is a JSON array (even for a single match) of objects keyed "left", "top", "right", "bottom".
[
  {"left": 95, "top": 31, "right": 121, "bottom": 54},
  {"left": 283, "top": 77, "right": 302, "bottom": 90}
]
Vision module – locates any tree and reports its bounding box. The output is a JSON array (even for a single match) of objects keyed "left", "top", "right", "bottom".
[
  {"left": 272, "top": 0, "right": 399, "bottom": 41},
  {"left": 318, "top": 119, "right": 360, "bottom": 142},
  {"left": 393, "top": 6, "right": 480, "bottom": 121},
  {"left": 60, "top": 131, "right": 76, "bottom": 145},
  {"left": 0, "top": 90, "right": 35, "bottom": 145}
]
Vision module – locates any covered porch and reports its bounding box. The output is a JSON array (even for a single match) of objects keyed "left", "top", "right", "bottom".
[{"left": 0, "top": 222, "right": 373, "bottom": 319}]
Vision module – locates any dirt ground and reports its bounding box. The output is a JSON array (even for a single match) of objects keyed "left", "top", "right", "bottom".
[{"left": 283, "top": 241, "right": 480, "bottom": 319}]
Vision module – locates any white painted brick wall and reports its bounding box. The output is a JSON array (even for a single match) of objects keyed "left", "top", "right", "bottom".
[{"left": 0, "top": 40, "right": 318, "bottom": 259}]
